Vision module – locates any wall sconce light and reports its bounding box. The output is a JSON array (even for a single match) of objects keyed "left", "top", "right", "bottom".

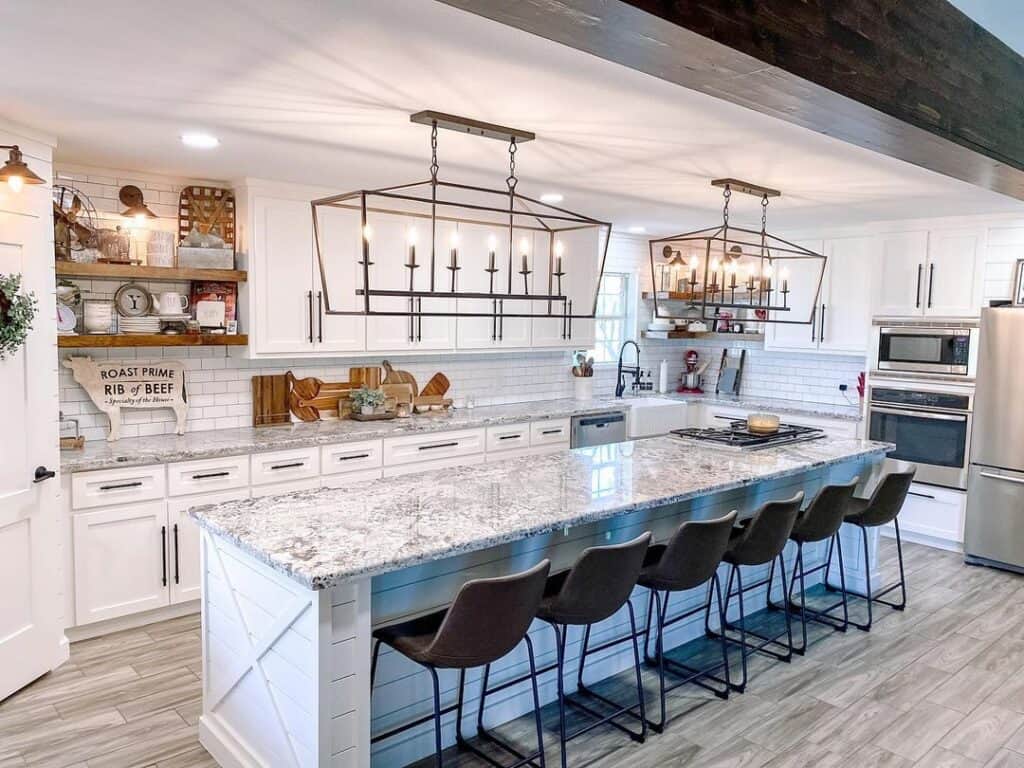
[
  {"left": 118, "top": 185, "right": 157, "bottom": 224},
  {"left": 0, "top": 146, "right": 45, "bottom": 193}
]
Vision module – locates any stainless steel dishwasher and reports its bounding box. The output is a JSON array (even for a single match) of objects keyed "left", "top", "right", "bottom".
[{"left": 570, "top": 411, "right": 628, "bottom": 448}]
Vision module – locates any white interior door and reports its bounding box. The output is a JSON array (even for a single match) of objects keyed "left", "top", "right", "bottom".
[{"left": 0, "top": 129, "right": 64, "bottom": 701}]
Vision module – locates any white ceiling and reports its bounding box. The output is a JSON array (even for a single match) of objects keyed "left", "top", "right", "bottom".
[{"left": 4, "top": 0, "right": 1022, "bottom": 234}]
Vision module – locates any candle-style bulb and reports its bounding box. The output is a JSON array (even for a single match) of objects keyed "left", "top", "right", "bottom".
[
  {"left": 488, "top": 233, "right": 498, "bottom": 252},
  {"left": 7, "top": 175, "right": 24, "bottom": 193},
  {"left": 554, "top": 240, "right": 565, "bottom": 258},
  {"left": 763, "top": 263, "right": 773, "bottom": 278},
  {"left": 519, "top": 236, "right": 530, "bottom": 254},
  {"left": 362, "top": 224, "right": 373, "bottom": 242},
  {"left": 450, "top": 230, "right": 460, "bottom": 249},
  {"left": 407, "top": 228, "right": 418, "bottom": 246}
]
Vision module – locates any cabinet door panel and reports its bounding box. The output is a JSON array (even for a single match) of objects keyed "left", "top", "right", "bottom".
[
  {"left": 925, "top": 229, "right": 983, "bottom": 317},
  {"left": 876, "top": 231, "right": 928, "bottom": 317},
  {"left": 764, "top": 239, "right": 823, "bottom": 352},
  {"left": 168, "top": 489, "right": 249, "bottom": 604},
  {"left": 532, "top": 228, "right": 600, "bottom": 348},
  {"left": 314, "top": 204, "right": 366, "bottom": 352},
  {"left": 456, "top": 225, "right": 533, "bottom": 348},
  {"left": 253, "top": 197, "right": 314, "bottom": 354},
  {"left": 820, "top": 237, "right": 877, "bottom": 355},
  {"left": 73, "top": 502, "right": 169, "bottom": 625}
]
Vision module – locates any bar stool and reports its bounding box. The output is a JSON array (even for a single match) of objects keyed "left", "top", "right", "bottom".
[
  {"left": 767, "top": 478, "right": 859, "bottom": 654},
  {"left": 709, "top": 492, "right": 804, "bottom": 692},
  {"left": 832, "top": 467, "right": 916, "bottom": 631},
  {"left": 535, "top": 532, "right": 652, "bottom": 768},
  {"left": 369, "top": 559, "right": 551, "bottom": 768},
  {"left": 638, "top": 510, "right": 738, "bottom": 732}
]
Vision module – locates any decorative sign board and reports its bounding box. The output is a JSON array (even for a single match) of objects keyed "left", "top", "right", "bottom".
[{"left": 62, "top": 356, "right": 188, "bottom": 441}]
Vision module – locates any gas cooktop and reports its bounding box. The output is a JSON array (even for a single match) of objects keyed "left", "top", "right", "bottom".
[{"left": 670, "top": 421, "right": 826, "bottom": 450}]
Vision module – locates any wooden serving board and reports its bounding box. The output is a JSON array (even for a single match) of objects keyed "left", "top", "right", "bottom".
[
  {"left": 382, "top": 360, "right": 418, "bottom": 397},
  {"left": 420, "top": 372, "right": 450, "bottom": 397},
  {"left": 286, "top": 371, "right": 354, "bottom": 422},
  {"left": 252, "top": 374, "right": 291, "bottom": 426}
]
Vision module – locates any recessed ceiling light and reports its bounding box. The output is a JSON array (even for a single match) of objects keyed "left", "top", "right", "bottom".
[
  {"left": 180, "top": 132, "right": 220, "bottom": 149},
  {"left": 628, "top": 226, "right": 647, "bottom": 234},
  {"left": 539, "top": 192, "right": 564, "bottom": 204}
]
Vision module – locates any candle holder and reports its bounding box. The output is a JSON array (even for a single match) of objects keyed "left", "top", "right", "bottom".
[
  {"left": 520, "top": 265, "right": 533, "bottom": 295},
  {"left": 484, "top": 264, "right": 499, "bottom": 294},
  {"left": 447, "top": 263, "right": 461, "bottom": 293},
  {"left": 552, "top": 268, "right": 566, "bottom": 297},
  {"left": 404, "top": 260, "right": 420, "bottom": 293}
]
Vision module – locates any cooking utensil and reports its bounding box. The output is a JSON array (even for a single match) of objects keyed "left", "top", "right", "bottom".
[
  {"left": 747, "top": 413, "right": 781, "bottom": 435},
  {"left": 420, "top": 372, "right": 450, "bottom": 397},
  {"left": 382, "top": 360, "right": 418, "bottom": 396}
]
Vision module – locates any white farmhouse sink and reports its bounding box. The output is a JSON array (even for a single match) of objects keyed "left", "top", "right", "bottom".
[{"left": 621, "top": 397, "right": 688, "bottom": 438}]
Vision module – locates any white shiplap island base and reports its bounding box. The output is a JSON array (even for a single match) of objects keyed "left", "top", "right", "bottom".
[{"left": 190, "top": 436, "right": 891, "bottom": 768}]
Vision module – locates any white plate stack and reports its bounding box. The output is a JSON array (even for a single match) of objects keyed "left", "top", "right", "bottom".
[{"left": 119, "top": 316, "right": 162, "bottom": 334}]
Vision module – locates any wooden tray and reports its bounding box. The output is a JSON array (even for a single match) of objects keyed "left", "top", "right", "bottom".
[{"left": 350, "top": 411, "right": 397, "bottom": 422}]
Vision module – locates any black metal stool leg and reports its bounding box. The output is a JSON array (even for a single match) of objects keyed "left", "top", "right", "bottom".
[
  {"left": 525, "top": 635, "right": 547, "bottom": 768},
  {"left": 576, "top": 624, "right": 592, "bottom": 691},
  {"left": 793, "top": 543, "right": 808, "bottom": 654},
  {"left": 836, "top": 533, "right": 849, "bottom": 630},
  {"left": 712, "top": 572, "right": 731, "bottom": 693},
  {"left": 552, "top": 623, "right": 568, "bottom": 768},
  {"left": 625, "top": 599, "right": 648, "bottom": 743},
  {"left": 653, "top": 589, "right": 668, "bottom": 732},
  {"left": 455, "top": 668, "right": 468, "bottom": 748},
  {"left": 734, "top": 566, "right": 748, "bottom": 692},
  {"left": 893, "top": 518, "right": 908, "bottom": 610},
  {"left": 428, "top": 665, "right": 443, "bottom": 768},
  {"left": 855, "top": 525, "right": 874, "bottom": 631},
  {"left": 777, "top": 554, "right": 794, "bottom": 662}
]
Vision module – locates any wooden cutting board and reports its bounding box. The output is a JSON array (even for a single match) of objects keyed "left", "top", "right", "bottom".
[
  {"left": 382, "top": 360, "right": 418, "bottom": 397},
  {"left": 349, "top": 366, "right": 382, "bottom": 389},
  {"left": 420, "top": 372, "right": 450, "bottom": 397},
  {"left": 252, "top": 374, "right": 291, "bottom": 426},
  {"left": 286, "top": 371, "right": 353, "bottom": 422}
]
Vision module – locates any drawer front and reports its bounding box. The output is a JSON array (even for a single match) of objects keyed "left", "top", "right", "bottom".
[
  {"left": 382, "top": 453, "right": 485, "bottom": 478},
  {"left": 250, "top": 477, "right": 321, "bottom": 499},
  {"left": 530, "top": 418, "right": 571, "bottom": 446},
  {"left": 320, "top": 440, "right": 383, "bottom": 477},
  {"left": 72, "top": 465, "right": 166, "bottom": 510},
  {"left": 167, "top": 455, "right": 249, "bottom": 497},
  {"left": 320, "top": 468, "right": 383, "bottom": 490},
  {"left": 250, "top": 446, "right": 320, "bottom": 486},
  {"left": 383, "top": 428, "right": 485, "bottom": 467},
  {"left": 486, "top": 423, "right": 531, "bottom": 453}
]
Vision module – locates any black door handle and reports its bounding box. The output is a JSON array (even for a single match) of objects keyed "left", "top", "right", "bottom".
[
  {"left": 307, "top": 291, "right": 314, "bottom": 343},
  {"left": 317, "top": 291, "right": 323, "bottom": 343},
  {"left": 33, "top": 466, "right": 56, "bottom": 483},
  {"left": 927, "top": 264, "right": 935, "bottom": 309},
  {"left": 173, "top": 524, "right": 180, "bottom": 585}
]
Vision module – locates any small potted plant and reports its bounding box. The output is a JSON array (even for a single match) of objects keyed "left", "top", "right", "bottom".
[{"left": 351, "top": 386, "right": 386, "bottom": 416}]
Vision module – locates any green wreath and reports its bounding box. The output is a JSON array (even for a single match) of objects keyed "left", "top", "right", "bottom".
[{"left": 0, "top": 274, "right": 37, "bottom": 360}]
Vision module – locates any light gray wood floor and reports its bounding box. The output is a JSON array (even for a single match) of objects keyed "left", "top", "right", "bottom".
[{"left": 2, "top": 539, "right": 1023, "bottom": 767}]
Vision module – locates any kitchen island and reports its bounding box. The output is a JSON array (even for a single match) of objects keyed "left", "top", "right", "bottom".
[{"left": 190, "top": 435, "right": 890, "bottom": 768}]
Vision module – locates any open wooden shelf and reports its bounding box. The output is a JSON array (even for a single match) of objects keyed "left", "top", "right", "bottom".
[
  {"left": 56, "top": 262, "right": 247, "bottom": 283},
  {"left": 641, "top": 290, "right": 703, "bottom": 301},
  {"left": 58, "top": 334, "right": 248, "bottom": 348},
  {"left": 641, "top": 330, "right": 764, "bottom": 342}
]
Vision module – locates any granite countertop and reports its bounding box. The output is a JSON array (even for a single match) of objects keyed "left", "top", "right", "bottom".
[
  {"left": 60, "top": 394, "right": 863, "bottom": 474},
  {"left": 190, "top": 435, "right": 891, "bottom": 590}
]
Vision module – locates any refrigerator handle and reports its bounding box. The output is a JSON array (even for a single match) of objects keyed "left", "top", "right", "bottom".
[{"left": 979, "top": 471, "right": 1024, "bottom": 486}]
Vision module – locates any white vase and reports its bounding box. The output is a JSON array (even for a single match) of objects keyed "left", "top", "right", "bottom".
[
  {"left": 361, "top": 405, "right": 375, "bottom": 415},
  {"left": 574, "top": 376, "right": 594, "bottom": 401}
]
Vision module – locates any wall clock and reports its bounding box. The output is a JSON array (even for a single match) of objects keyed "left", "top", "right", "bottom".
[{"left": 113, "top": 283, "right": 152, "bottom": 317}]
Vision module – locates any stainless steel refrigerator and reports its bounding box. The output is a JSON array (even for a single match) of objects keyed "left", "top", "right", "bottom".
[{"left": 965, "top": 307, "right": 1024, "bottom": 573}]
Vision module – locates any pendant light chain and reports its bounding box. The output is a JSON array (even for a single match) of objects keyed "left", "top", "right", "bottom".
[
  {"left": 429, "top": 121, "right": 440, "bottom": 183},
  {"left": 761, "top": 193, "right": 769, "bottom": 234},
  {"left": 506, "top": 137, "right": 518, "bottom": 192},
  {"left": 722, "top": 184, "right": 731, "bottom": 228}
]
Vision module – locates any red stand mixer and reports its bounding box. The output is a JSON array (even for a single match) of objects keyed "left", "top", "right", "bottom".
[{"left": 678, "top": 349, "right": 707, "bottom": 393}]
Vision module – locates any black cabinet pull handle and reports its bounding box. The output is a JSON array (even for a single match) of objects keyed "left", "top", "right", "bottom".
[
  {"left": 498, "top": 434, "right": 522, "bottom": 441},
  {"left": 192, "top": 471, "right": 230, "bottom": 480},
  {"left": 99, "top": 480, "right": 143, "bottom": 491},
  {"left": 927, "top": 264, "right": 935, "bottom": 308},
  {"left": 810, "top": 305, "right": 816, "bottom": 343},
  {"left": 307, "top": 290, "right": 314, "bottom": 343},
  {"left": 269, "top": 461, "right": 305, "bottom": 470},
  {"left": 498, "top": 299, "right": 504, "bottom": 341},
  {"left": 33, "top": 466, "right": 56, "bottom": 483},
  {"left": 417, "top": 298, "right": 423, "bottom": 342},
  {"left": 161, "top": 525, "right": 167, "bottom": 587},
  {"left": 336, "top": 453, "right": 370, "bottom": 461},
  {"left": 173, "top": 524, "right": 180, "bottom": 585},
  {"left": 916, "top": 264, "right": 923, "bottom": 308},
  {"left": 820, "top": 304, "right": 826, "bottom": 342},
  {"left": 492, "top": 299, "right": 497, "bottom": 342},
  {"left": 541, "top": 428, "right": 563, "bottom": 435},
  {"left": 567, "top": 300, "right": 573, "bottom": 339},
  {"left": 408, "top": 297, "right": 415, "bottom": 342},
  {"left": 418, "top": 441, "right": 458, "bottom": 451},
  {"left": 317, "top": 291, "right": 323, "bottom": 343}
]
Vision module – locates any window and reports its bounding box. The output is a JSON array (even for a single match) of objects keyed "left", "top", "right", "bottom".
[{"left": 591, "top": 272, "right": 631, "bottom": 363}]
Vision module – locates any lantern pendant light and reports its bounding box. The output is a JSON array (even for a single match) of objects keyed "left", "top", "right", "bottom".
[{"left": 648, "top": 179, "right": 826, "bottom": 327}]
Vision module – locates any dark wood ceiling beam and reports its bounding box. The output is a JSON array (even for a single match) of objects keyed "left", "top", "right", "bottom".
[{"left": 438, "top": 0, "right": 1024, "bottom": 201}]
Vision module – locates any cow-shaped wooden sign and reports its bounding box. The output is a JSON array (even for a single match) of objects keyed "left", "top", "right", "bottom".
[{"left": 62, "top": 356, "right": 188, "bottom": 441}]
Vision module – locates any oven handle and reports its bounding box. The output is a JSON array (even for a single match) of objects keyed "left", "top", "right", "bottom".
[
  {"left": 869, "top": 406, "right": 967, "bottom": 422},
  {"left": 979, "top": 471, "right": 1024, "bottom": 486}
]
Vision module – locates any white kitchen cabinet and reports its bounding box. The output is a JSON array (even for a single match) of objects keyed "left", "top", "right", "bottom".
[
  {"left": 363, "top": 211, "right": 455, "bottom": 352},
  {"left": 923, "top": 229, "right": 984, "bottom": 317},
  {"left": 818, "top": 237, "right": 878, "bottom": 354},
  {"left": 455, "top": 224, "right": 533, "bottom": 349},
  {"left": 73, "top": 501, "right": 170, "bottom": 625},
  {"left": 168, "top": 489, "right": 249, "bottom": 604},
  {"left": 383, "top": 428, "right": 486, "bottom": 466},
  {"left": 874, "top": 229, "right": 982, "bottom": 318},
  {"left": 764, "top": 239, "right": 824, "bottom": 353},
  {"left": 244, "top": 188, "right": 365, "bottom": 357},
  {"left": 486, "top": 423, "right": 532, "bottom": 452},
  {"left": 883, "top": 482, "right": 965, "bottom": 551},
  {"left": 766, "top": 237, "right": 875, "bottom": 355},
  {"left": 875, "top": 231, "right": 929, "bottom": 317},
  {"left": 532, "top": 227, "right": 599, "bottom": 349}
]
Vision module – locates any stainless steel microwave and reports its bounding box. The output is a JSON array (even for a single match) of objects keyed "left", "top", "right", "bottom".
[{"left": 876, "top": 326, "right": 978, "bottom": 376}]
